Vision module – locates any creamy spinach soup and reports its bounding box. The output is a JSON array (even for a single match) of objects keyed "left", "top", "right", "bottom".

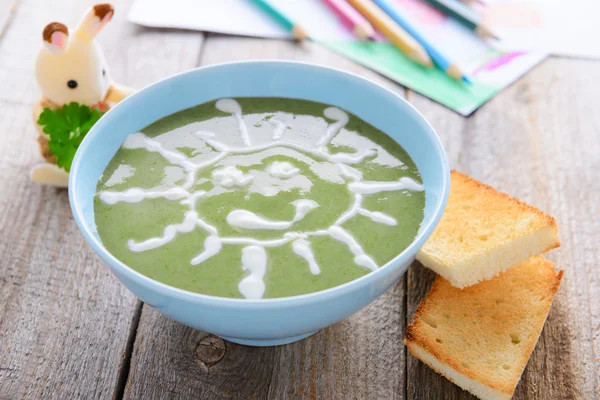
[{"left": 94, "top": 98, "right": 425, "bottom": 299}]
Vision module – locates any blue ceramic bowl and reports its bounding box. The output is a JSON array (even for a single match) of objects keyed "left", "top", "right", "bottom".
[{"left": 70, "top": 61, "right": 449, "bottom": 346}]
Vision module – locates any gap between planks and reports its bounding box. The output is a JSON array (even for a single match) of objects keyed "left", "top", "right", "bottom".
[
  {"left": 0, "top": 0, "right": 18, "bottom": 43},
  {"left": 113, "top": 300, "right": 143, "bottom": 400},
  {"left": 122, "top": 36, "right": 410, "bottom": 400},
  {"left": 109, "top": 26, "right": 207, "bottom": 400},
  {"left": 105, "top": 31, "right": 599, "bottom": 399}
]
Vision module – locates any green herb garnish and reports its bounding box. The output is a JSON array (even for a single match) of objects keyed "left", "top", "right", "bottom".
[{"left": 37, "top": 102, "right": 105, "bottom": 172}]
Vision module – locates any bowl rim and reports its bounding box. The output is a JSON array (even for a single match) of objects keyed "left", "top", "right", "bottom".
[{"left": 69, "top": 60, "right": 450, "bottom": 306}]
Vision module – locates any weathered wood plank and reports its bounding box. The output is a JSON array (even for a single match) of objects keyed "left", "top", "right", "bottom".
[
  {"left": 0, "top": 0, "right": 96, "bottom": 105},
  {"left": 0, "top": 0, "right": 203, "bottom": 398},
  {"left": 405, "top": 58, "right": 600, "bottom": 399},
  {"left": 124, "top": 306, "right": 278, "bottom": 399},
  {"left": 266, "top": 282, "right": 406, "bottom": 400},
  {"left": 124, "top": 36, "right": 410, "bottom": 400},
  {"left": 0, "top": 0, "right": 17, "bottom": 39},
  {"left": 2, "top": 2, "right": 594, "bottom": 395}
]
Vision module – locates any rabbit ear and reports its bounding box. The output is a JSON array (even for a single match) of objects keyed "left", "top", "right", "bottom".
[
  {"left": 74, "top": 3, "right": 114, "bottom": 41},
  {"left": 42, "top": 22, "right": 69, "bottom": 54}
]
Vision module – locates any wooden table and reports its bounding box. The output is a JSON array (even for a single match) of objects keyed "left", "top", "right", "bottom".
[{"left": 1, "top": 1, "right": 598, "bottom": 399}]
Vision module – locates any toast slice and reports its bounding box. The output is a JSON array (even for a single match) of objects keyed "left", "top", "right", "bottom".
[
  {"left": 417, "top": 170, "right": 560, "bottom": 288},
  {"left": 405, "top": 256, "right": 563, "bottom": 400}
]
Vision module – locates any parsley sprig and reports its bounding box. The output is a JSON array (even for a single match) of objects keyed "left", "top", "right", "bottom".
[{"left": 37, "top": 102, "right": 104, "bottom": 172}]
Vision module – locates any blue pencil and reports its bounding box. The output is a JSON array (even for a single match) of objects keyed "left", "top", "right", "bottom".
[{"left": 372, "top": 0, "right": 471, "bottom": 83}]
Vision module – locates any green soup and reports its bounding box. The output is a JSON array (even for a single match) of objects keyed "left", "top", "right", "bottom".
[{"left": 94, "top": 98, "right": 425, "bottom": 299}]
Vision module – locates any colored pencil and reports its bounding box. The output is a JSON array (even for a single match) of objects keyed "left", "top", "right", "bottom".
[
  {"left": 372, "top": 0, "right": 470, "bottom": 83},
  {"left": 346, "top": 0, "right": 432, "bottom": 67},
  {"left": 322, "top": 0, "right": 376, "bottom": 41},
  {"left": 249, "top": 0, "right": 310, "bottom": 41},
  {"left": 421, "top": 0, "right": 498, "bottom": 39}
]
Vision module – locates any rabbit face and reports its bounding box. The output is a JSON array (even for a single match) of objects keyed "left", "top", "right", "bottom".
[
  {"left": 35, "top": 4, "right": 114, "bottom": 106},
  {"left": 36, "top": 37, "right": 110, "bottom": 106}
]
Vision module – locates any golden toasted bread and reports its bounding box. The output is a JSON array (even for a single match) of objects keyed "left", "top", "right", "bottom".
[
  {"left": 405, "top": 256, "right": 563, "bottom": 400},
  {"left": 417, "top": 170, "right": 560, "bottom": 288}
]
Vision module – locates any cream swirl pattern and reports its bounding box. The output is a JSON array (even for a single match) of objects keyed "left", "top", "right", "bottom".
[{"left": 98, "top": 99, "right": 424, "bottom": 299}]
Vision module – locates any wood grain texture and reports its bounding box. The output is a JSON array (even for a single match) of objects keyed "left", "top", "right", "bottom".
[
  {"left": 266, "top": 282, "right": 406, "bottom": 400},
  {"left": 405, "top": 58, "right": 600, "bottom": 399},
  {"left": 0, "top": 0, "right": 203, "bottom": 398},
  {"left": 0, "top": 101, "right": 135, "bottom": 400},
  {"left": 0, "top": 0, "right": 17, "bottom": 40},
  {"left": 0, "top": 2, "right": 598, "bottom": 398},
  {"left": 124, "top": 37, "right": 410, "bottom": 400},
  {"left": 124, "top": 306, "right": 278, "bottom": 399}
]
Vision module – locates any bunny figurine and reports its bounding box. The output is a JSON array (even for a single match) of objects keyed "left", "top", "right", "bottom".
[{"left": 31, "top": 3, "right": 135, "bottom": 187}]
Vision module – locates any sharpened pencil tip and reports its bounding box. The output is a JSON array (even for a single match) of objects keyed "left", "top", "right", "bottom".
[
  {"left": 447, "top": 64, "right": 467, "bottom": 81},
  {"left": 476, "top": 24, "right": 500, "bottom": 40},
  {"left": 292, "top": 25, "right": 310, "bottom": 42},
  {"left": 461, "top": 76, "right": 473, "bottom": 85},
  {"left": 411, "top": 48, "right": 433, "bottom": 68}
]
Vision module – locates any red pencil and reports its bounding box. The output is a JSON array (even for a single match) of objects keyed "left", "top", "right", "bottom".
[{"left": 322, "top": 0, "right": 376, "bottom": 41}]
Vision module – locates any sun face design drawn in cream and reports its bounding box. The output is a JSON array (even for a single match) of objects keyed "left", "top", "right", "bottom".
[
  {"left": 267, "top": 161, "right": 300, "bottom": 179},
  {"left": 211, "top": 166, "right": 253, "bottom": 188},
  {"left": 99, "top": 99, "right": 424, "bottom": 299}
]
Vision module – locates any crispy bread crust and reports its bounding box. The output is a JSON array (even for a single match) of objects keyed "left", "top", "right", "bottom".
[
  {"left": 405, "top": 257, "right": 563, "bottom": 396},
  {"left": 418, "top": 171, "right": 561, "bottom": 288},
  {"left": 449, "top": 170, "right": 560, "bottom": 243}
]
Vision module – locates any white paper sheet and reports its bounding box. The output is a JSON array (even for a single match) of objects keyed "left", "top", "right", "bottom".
[
  {"left": 129, "top": 0, "right": 355, "bottom": 40},
  {"left": 486, "top": 0, "right": 600, "bottom": 59},
  {"left": 127, "top": 0, "right": 547, "bottom": 115}
]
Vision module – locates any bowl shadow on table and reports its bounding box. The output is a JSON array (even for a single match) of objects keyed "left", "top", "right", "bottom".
[
  {"left": 126, "top": 271, "right": 407, "bottom": 398},
  {"left": 124, "top": 261, "right": 578, "bottom": 400}
]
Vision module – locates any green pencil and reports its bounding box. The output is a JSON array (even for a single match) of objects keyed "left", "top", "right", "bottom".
[
  {"left": 249, "top": 0, "right": 310, "bottom": 41},
  {"left": 422, "top": 0, "right": 498, "bottom": 39}
]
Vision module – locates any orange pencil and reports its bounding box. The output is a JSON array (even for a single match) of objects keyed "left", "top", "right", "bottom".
[{"left": 346, "top": 0, "right": 433, "bottom": 67}]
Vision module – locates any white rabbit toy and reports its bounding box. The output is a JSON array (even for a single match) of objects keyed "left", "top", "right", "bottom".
[{"left": 32, "top": 3, "right": 135, "bottom": 187}]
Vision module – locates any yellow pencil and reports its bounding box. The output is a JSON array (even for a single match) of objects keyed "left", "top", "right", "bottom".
[{"left": 346, "top": 0, "right": 433, "bottom": 67}]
